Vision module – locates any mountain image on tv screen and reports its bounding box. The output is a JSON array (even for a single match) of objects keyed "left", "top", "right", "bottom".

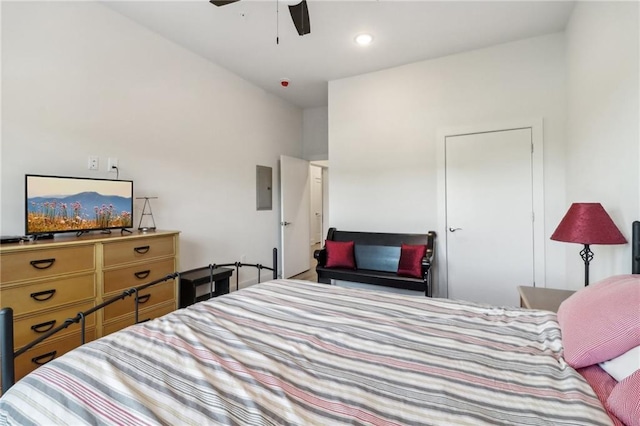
[{"left": 26, "top": 175, "right": 133, "bottom": 234}]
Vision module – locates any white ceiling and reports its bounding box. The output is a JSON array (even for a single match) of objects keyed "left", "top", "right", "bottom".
[{"left": 103, "top": 0, "right": 575, "bottom": 109}]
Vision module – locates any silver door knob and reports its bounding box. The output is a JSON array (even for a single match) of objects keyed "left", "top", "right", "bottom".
[
  {"left": 448, "top": 227, "right": 462, "bottom": 232},
  {"left": 281, "top": 221, "right": 292, "bottom": 226}
]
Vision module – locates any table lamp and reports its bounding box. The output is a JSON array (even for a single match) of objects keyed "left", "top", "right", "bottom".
[{"left": 551, "top": 203, "right": 626, "bottom": 286}]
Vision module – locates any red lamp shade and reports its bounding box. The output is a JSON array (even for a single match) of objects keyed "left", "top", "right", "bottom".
[{"left": 551, "top": 203, "right": 627, "bottom": 245}]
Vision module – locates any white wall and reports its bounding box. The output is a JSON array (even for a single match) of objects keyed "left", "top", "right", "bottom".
[
  {"left": 329, "top": 34, "right": 568, "bottom": 293},
  {"left": 565, "top": 1, "right": 639, "bottom": 285},
  {"left": 1, "top": 2, "right": 302, "bottom": 280},
  {"left": 302, "top": 106, "right": 328, "bottom": 161}
]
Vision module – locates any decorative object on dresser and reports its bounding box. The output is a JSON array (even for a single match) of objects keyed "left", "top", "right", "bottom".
[
  {"left": 550, "top": 203, "right": 626, "bottom": 286},
  {"left": 136, "top": 196, "right": 158, "bottom": 232},
  {"left": 0, "top": 230, "right": 179, "bottom": 383},
  {"left": 314, "top": 228, "right": 436, "bottom": 296}
]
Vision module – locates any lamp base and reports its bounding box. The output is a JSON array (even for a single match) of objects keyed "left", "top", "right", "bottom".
[{"left": 579, "top": 244, "right": 594, "bottom": 286}]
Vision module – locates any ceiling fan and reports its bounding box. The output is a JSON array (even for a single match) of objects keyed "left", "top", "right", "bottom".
[{"left": 209, "top": 0, "right": 311, "bottom": 37}]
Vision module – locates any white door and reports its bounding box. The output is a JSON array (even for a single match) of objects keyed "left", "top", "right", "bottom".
[
  {"left": 310, "top": 165, "right": 323, "bottom": 244},
  {"left": 446, "top": 128, "right": 534, "bottom": 306},
  {"left": 280, "top": 155, "right": 311, "bottom": 278}
]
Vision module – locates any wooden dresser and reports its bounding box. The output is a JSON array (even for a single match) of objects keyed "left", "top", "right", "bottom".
[{"left": 0, "top": 230, "right": 179, "bottom": 381}]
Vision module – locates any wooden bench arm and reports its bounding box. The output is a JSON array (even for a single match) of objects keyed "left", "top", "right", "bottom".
[
  {"left": 314, "top": 248, "right": 326, "bottom": 267},
  {"left": 422, "top": 231, "right": 436, "bottom": 297}
]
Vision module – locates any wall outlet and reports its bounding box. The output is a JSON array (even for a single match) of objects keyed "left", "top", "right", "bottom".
[
  {"left": 108, "top": 157, "right": 119, "bottom": 171},
  {"left": 88, "top": 156, "right": 99, "bottom": 170}
]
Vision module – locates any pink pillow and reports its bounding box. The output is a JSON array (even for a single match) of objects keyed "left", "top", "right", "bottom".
[
  {"left": 557, "top": 275, "right": 640, "bottom": 369},
  {"left": 397, "top": 243, "right": 427, "bottom": 279},
  {"left": 324, "top": 240, "right": 356, "bottom": 269},
  {"left": 606, "top": 370, "right": 640, "bottom": 426},
  {"left": 577, "top": 365, "right": 626, "bottom": 426}
]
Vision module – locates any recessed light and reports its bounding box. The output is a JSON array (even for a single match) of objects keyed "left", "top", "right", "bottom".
[{"left": 355, "top": 33, "right": 373, "bottom": 46}]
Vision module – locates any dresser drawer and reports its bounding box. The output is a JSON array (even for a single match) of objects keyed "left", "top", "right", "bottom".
[
  {"left": 103, "top": 258, "right": 175, "bottom": 294},
  {"left": 103, "top": 280, "right": 174, "bottom": 322},
  {"left": 102, "top": 302, "right": 175, "bottom": 336},
  {"left": 1, "top": 274, "right": 95, "bottom": 316},
  {"left": 0, "top": 245, "right": 94, "bottom": 285},
  {"left": 13, "top": 329, "right": 96, "bottom": 382},
  {"left": 103, "top": 236, "right": 175, "bottom": 267},
  {"left": 13, "top": 301, "right": 95, "bottom": 349}
]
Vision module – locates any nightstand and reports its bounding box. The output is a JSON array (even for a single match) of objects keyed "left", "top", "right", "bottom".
[{"left": 517, "top": 286, "right": 576, "bottom": 313}]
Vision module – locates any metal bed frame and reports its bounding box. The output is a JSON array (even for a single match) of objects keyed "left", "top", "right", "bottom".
[{"left": 0, "top": 248, "right": 278, "bottom": 394}]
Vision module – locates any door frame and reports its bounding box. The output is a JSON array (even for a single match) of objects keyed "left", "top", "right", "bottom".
[{"left": 436, "top": 118, "right": 545, "bottom": 298}]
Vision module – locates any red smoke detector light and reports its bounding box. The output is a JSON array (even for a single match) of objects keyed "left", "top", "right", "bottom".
[{"left": 280, "top": 79, "right": 290, "bottom": 88}]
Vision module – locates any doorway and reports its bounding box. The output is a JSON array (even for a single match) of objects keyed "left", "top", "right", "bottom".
[
  {"left": 310, "top": 165, "right": 323, "bottom": 245},
  {"left": 437, "top": 120, "right": 545, "bottom": 305},
  {"left": 280, "top": 157, "right": 328, "bottom": 280}
]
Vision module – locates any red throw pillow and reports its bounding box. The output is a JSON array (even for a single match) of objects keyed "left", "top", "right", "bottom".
[
  {"left": 325, "top": 240, "right": 356, "bottom": 269},
  {"left": 397, "top": 243, "right": 427, "bottom": 279}
]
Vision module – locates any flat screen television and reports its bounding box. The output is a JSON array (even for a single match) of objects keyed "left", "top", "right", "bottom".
[{"left": 25, "top": 174, "right": 134, "bottom": 236}]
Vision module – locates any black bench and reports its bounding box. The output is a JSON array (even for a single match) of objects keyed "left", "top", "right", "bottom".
[
  {"left": 178, "top": 267, "right": 234, "bottom": 308},
  {"left": 314, "top": 228, "right": 436, "bottom": 297}
]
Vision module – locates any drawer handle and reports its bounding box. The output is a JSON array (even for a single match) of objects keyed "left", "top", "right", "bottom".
[
  {"left": 137, "top": 294, "right": 151, "bottom": 304},
  {"left": 134, "top": 270, "right": 151, "bottom": 280},
  {"left": 32, "top": 350, "right": 57, "bottom": 366},
  {"left": 29, "top": 258, "right": 56, "bottom": 270},
  {"left": 30, "top": 289, "right": 57, "bottom": 301},
  {"left": 31, "top": 320, "right": 57, "bottom": 333},
  {"left": 134, "top": 246, "right": 150, "bottom": 254}
]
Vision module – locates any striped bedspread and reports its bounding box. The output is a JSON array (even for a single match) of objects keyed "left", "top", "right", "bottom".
[{"left": 0, "top": 280, "right": 612, "bottom": 425}]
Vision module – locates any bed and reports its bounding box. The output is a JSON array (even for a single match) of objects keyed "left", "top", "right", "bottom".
[
  {"left": 0, "top": 223, "right": 638, "bottom": 425},
  {"left": 0, "top": 276, "right": 634, "bottom": 425}
]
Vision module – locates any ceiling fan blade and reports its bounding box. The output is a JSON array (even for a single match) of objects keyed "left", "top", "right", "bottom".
[
  {"left": 209, "top": 0, "right": 240, "bottom": 6},
  {"left": 288, "top": 0, "right": 310, "bottom": 36}
]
